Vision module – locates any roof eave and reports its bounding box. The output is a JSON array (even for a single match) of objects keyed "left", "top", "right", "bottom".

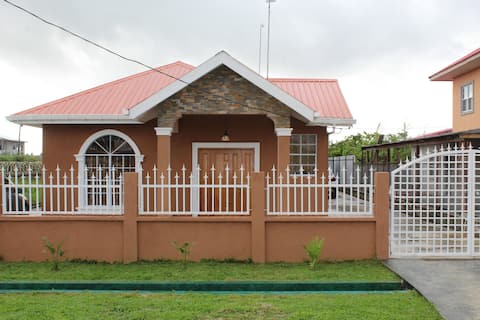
[
  {"left": 307, "top": 117, "right": 356, "bottom": 127},
  {"left": 430, "top": 52, "right": 480, "bottom": 81},
  {"left": 7, "top": 114, "right": 142, "bottom": 127}
]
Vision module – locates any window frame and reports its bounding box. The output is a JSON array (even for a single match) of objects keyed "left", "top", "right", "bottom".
[
  {"left": 461, "top": 81, "right": 474, "bottom": 115},
  {"left": 75, "top": 129, "right": 143, "bottom": 212},
  {"left": 289, "top": 133, "right": 317, "bottom": 175}
]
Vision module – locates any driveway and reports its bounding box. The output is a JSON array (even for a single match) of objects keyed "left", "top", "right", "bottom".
[{"left": 385, "top": 259, "right": 480, "bottom": 320}]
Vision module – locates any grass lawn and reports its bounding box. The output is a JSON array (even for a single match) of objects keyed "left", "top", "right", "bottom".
[
  {"left": 0, "top": 260, "right": 442, "bottom": 319},
  {"left": 0, "top": 291, "right": 442, "bottom": 320},
  {"left": 0, "top": 260, "right": 399, "bottom": 281}
]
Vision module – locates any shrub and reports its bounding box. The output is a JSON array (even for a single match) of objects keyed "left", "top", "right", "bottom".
[
  {"left": 42, "top": 237, "right": 65, "bottom": 271},
  {"left": 304, "top": 237, "right": 324, "bottom": 269},
  {"left": 172, "top": 241, "right": 192, "bottom": 269}
]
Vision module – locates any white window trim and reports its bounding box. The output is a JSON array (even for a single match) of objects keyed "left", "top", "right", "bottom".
[
  {"left": 75, "top": 129, "right": 144, "bottom": 212},
  {"left": 290, "top": 134, "right": 317, "bottom": 175},
  {"left": 461, "top": 81, "right": 474, "bottom": 115},
  {"left": 191, "top": 142, "right": 260, "bottom": 215}
]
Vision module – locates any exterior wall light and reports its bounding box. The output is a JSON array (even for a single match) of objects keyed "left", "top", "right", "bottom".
[{"left": 221, "top": 130, "right": 230, "bottom": 141}]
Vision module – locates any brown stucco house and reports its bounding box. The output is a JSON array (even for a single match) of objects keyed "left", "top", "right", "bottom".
[
  {"left": 0, "top": 51, "right": 398, "bottom": 264},
  {"left": 7, "top": 51, "right": 354, "bottom": 189}
]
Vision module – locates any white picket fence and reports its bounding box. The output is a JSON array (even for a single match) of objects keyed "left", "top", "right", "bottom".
[
  {"left": 266, "top": 166, "right": 374, "bottom": 216},
  {"left": 1, "top": 166, "right": 123, "bottom": 215},
  {"left": 2, "top": 164, "right": 374, "bottom": 217},
  {"left": 139, "top": 165, "right": 250, "bottom": 215}
]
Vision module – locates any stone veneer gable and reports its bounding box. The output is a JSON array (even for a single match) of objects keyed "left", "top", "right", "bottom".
[{"left": 157, "top": 65, "right": 292, "bottom": 128}]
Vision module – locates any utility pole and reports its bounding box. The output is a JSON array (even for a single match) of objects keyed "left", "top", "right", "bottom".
[
  {"left": 266, "top": 0, "right": 276, "bottom": 79},
  {"left": 258, "top": 24, "right": 264, "bottom": 74},
  {"left": 17, "top": 124, "right": 22, "bottom": 155}
]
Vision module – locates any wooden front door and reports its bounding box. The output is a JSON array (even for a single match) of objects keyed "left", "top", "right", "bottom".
[{"left": 197, "top": 148, "right": 254, "bottom": 213}]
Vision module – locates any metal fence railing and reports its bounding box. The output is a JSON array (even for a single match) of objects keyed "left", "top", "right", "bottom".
[
  {"left": 266, "top": 166, "right": 374, "bottom": 216},
  {"left": 139, "top": 165, "right": 250, "bottom": 216},
  {"left": 1, "top": 165, "right": 123, "bottom": 215}
]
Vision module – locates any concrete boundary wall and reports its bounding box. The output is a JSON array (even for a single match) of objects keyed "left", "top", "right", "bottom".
[{"left": 0, "top": 172, "right": 389, "bottom": 262}]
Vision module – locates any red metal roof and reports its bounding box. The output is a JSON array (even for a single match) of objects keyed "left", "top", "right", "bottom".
[
  {"left": 413, "top": 128, "right": 452, "bottom": 139},
  {"left": 430, "top": 48, "right": 480, "bottom": 81},
  {"left": 270, "top": 78, "right": 352, "bottom": 119},
  {"left": 14, "top": 61, "right": 353, "bottom": 122},
  {"left": 15, "top": 61, "right": 195, "bottom": 116}
]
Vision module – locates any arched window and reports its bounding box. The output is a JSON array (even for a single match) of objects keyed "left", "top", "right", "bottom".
[{"left": 76, "top": 130, "right": 143, "bottom": 211}]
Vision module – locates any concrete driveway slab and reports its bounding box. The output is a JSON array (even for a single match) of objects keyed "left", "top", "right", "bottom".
[{"left": 385, "top": 259, "right": 480, "bottom": 320}]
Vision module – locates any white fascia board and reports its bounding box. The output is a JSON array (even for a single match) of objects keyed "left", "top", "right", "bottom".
[
  {"left": 307, "top": 117, "right": 356, "bottom": 127},
  {"left": 430, "top": 52, "right": 480, "bottom": 81},
  {"left": 7, "top": 114, "right": 142, "bottom": 127},
  {"left": 128, "top": 51, "right": 315, "bottom": 123}
]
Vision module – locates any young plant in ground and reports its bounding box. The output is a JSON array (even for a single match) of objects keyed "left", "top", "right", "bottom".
[
  {"left": 304, "top": 237, "right": 324, "bottom": 269},
  {"left": 42, "top": 237, "right": 65, "bottom": 271},
  {"left": 172, "top": 241, "right": 192, "bottom": 269}
]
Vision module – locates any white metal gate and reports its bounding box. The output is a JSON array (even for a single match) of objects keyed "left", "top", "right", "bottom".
[{"left": 390, "top": 145, "right": 480, "bottom": 258}]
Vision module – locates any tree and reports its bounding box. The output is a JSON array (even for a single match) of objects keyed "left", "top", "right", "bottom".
[{"left": 329, "top": 127, "right": 410, "bottom": 164}]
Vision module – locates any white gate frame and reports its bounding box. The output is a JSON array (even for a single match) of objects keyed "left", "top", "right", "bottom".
[{"left": 390, "top": 145, "right": 480, "bottom": 258}]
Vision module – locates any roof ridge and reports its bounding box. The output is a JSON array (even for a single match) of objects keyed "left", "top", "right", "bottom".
[
  {"left": 16, "top": 61, "right": 195, "bottom": 115},
  {"left": 269, "top": 78, "right": 338, "bottom": 82}
]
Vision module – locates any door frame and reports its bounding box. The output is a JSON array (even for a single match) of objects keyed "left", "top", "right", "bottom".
[
  {"left": 191, "top": 142, "right": 260, "bottom": 214},
  {"left": 192, "top": 142, "right": 260, "bottom": 172}
]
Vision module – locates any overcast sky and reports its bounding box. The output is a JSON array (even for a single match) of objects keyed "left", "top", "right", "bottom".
[{"left": 1, "top": 0, "right": 479, "bottom": 154}]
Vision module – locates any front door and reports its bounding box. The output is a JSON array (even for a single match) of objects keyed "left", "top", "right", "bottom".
[{"left": 197, "top": 148, "right": 254, "bottom": 213}]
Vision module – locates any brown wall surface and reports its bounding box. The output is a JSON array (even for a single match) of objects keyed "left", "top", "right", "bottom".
[
  {"left": 171, "top": 115, "right": 276, "bottom": 172},
  {"left": 43, "top": 121, "right": 157, "bottom": 172},
  {"left": 138, "top": 221, "right": 251, "bottom": 261},
  {"left": 452, "top": 68, "right": 480, "bottom": 132},
  {"left": 43, "top": 116, "right": 326, "bottom": 174},
  {"left": 265, "top": 221, "right": 376, "bottom": 262},
  {"left": 0, "top": 219, "right": 123, "bottom": 261}
]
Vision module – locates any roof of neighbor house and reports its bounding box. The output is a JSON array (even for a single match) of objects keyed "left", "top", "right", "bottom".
[
  {"left": 359, "top": 127, "right": 480, "bottom": 151},
  {"left": 0, "top": 135, "right": 25, "bottom": 143},
  {"left": 8, "top": 51, "right": 354, "bottom": 128},
  {"left": 430, "top": 47, "right": 480, "bottom": 81}
]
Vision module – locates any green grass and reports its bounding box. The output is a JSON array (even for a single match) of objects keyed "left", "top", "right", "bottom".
[
  {"left": 0, "top": 260, "right": 399, "bottom": 281},
  {"left": 0, "top": 261, "right": 442, "bottom": 319},
  {"left": 0, "top": 291, "right": 442, "bottom": 319}
]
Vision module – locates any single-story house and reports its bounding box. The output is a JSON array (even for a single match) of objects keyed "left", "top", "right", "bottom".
[
  {"left": 1, "top": 52, "right": 395, "bottom": 264},
  {"left": 0, "top": 135, "right": 25, "bottom": 155},
  {"left": 7, "top": 51, "right": 355, "bottom": 211}
]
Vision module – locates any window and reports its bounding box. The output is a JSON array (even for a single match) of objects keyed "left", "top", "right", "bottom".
[
  {"left": 290, "top": 134, "right": 317, "bottom": 174},
  {"left": 461, "top": 82, "right": 474, "bottom": 114},
  {"left": 77, "top": 130, "right": 143, "bottom": 211}
]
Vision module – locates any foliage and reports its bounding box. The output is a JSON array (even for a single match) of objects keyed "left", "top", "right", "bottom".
[
  {"left": 172, "top": 241, "right": 192, "bottom": 269},
  {"left": 0, "top": 260, "right": 398, "bottom": 281},
  {"left": 0, "top": 154, "right": 41, "bottom": 162},
  {"left": 42, "top": 237, "right": 65, "bottom": 271},
  {"left": 329, "top": 126, "right": 410, "bottom": 164},
  {"left": 304, "top": 237, "right": 324, "bottom": 269}
]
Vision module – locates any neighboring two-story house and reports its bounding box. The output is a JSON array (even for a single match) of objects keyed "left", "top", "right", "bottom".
[{"left": 362, "top": 48, "right": 480, "bottom": 168}]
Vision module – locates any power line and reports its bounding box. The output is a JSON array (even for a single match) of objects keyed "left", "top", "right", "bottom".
[{"left": 2, "top": 0, "right": 288, "bottom": 118}]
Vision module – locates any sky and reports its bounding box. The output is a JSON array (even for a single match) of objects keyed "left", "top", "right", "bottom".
[{"left": 1, "top": 0, "right": 479, "bottom": 155}]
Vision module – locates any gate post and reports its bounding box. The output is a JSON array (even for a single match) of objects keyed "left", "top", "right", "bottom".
[
  {"left": 123, "top": 172, "right": 139, "bottom": 263},
  {"left": 374, "top": 172, "right": 389, "bottom": 260},
  {"left": 251, "top": 172, "right": 266, "bottom": 263},
  {"left": 0, "top": 172, "right": 3, "bottom": 215}
]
